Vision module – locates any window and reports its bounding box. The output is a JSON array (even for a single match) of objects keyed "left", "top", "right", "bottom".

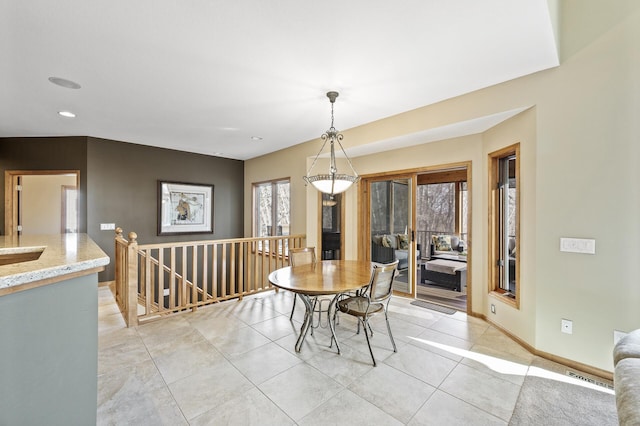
[
  {"left": 370, "top": 180, "right": 409, "bottom": 235},
  {"left": 415, "top": 171, "right": 468, "bottom": 256},
  {"left": 420, "top": 182, "right": 456, "bottom": 235},
  {"left": 489, "top": 144, "right": 519, "bottom": 304},
  {"left": 253, "top": 179, "right": 290, "bottom": 252},
  {"left": 459, "top": 181, "right": 468, "bottom": 237}
]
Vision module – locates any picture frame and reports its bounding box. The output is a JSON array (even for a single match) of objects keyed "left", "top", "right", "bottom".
[{"left": 158, "top": 181, "right": 214, "bottom": 235}]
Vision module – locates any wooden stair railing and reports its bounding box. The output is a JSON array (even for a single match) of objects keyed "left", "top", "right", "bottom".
[{"left": 114, "top": 228, "right": 306, "bottom": 327}]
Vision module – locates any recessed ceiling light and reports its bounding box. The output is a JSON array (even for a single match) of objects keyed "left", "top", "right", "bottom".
[
  {"left": 48, "top": 77, "right": 81, "bottom": 89},
  {"left": 58, "top": 111, "right": 76, "bottom": 118},
  {"left": 250, "top": 136, "right": 263, "bottom": 141}
]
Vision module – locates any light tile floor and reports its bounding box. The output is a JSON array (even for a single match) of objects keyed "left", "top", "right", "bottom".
[{"left": 97, "top": 286, "right": 615, "bottom": 425}]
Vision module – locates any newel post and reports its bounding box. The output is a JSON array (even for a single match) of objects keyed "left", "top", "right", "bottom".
[{"left": 126, "top": 232, "right": 139, "bottom": 327}]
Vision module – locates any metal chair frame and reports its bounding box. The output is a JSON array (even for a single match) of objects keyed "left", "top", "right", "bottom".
[
  {"left": 332, "top": 260, "right": 399, "bottom": 366},
  {"left": 288, "top": 247, "right": 316, "bottom": 320}
]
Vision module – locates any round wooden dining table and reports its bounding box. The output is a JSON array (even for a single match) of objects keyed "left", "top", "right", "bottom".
[{"left": 268, "top": 259, "right": 373, "bottom": 353}]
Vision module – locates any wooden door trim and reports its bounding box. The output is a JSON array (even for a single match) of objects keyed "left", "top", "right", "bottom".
[{"left": 358, "top": 161, "right": 473, "bottom": 314}]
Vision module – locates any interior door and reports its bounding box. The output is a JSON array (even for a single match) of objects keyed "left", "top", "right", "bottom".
[{"left": 367, "top": 176, "right": 415, "bottom": 296}]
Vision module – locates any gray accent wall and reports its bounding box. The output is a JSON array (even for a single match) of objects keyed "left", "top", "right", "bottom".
[
  {"left": 0, "top": 136, "right": 244, "bottom": 282},
  {"left": 0, "top": 136, "right": 89, "bottom": 234},
  {"left": 87, "top": 137, "right": 244, "bottom": 281}
]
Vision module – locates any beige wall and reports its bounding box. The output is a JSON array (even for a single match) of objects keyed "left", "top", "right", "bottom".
[
  {"left": 244, "top": 3, "right": 640, "bottom": 372},
  {"left": 244, "top": 142, "right": 314, "bottom": 238},
  {"left": 482, "top": 109, "right": 537, "bottom": 346},
  {"left": 22, "top": 175, "right": 77, "bottom": 235}
]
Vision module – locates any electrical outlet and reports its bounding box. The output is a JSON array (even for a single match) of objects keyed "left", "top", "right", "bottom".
[
  {"left": 100, "top": 223, "right": 116, "bottom": 231},
  {"left": 490, "top": 304, "right": 496, "bottom": 314},
  {"left": 561, "top": 319, "right": 573, "bottom": 334}
]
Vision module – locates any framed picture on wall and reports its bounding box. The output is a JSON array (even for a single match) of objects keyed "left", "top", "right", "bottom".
[{"left": 157, "top": 181, "right": 214, "bottom": 235}]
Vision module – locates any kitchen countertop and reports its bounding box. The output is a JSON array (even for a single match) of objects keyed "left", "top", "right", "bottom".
[{"left": 0, "top": 233, "right": 109, "bottom": 295}]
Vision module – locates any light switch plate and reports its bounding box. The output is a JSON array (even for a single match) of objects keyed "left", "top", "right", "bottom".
[
  {"left": 100, "top": 223, "right": 116, "bottom": 231},
  {"left": 560, "top": 237, "right": 595, "bottom": 254}
]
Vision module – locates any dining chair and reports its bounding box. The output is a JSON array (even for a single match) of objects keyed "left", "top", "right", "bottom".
[
  {"left": 288, "top": 247, "right": 316, "bottom": 320},
  {"left": 334, "top": 260, "right": 399, "bottom": 366}
]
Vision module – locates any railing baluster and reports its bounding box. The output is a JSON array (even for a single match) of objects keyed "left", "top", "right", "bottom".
[
  {"left": 261, "top": 240, "right": 266, "bottom": 290},
  {"left": 240, "top": 242, "right": 245, "bottom": 293},
  {"left": 180, "top": 246, "right": 187, "bottom": 308},
  {"left": 211, "top": 243, "right": 218, "bottom": 300},
  {"left": 149, "top": 249, "right": 155, "bottom": 311},
  {"left": 230, "top": 242, "right": 237, "bottom": 299},
  {"left": 202, "top": 244, "right": 209, "bottom": 302},
  {"left": 221, "top": 243, "right": 227, "bottom": 298},
  {"left": 155, "top": 248, "right": 165, "bottom": 312},
  {"left": 145, "top": 249, "right": 152, "bottom": 315},
  {"left": 191, "top": 244, "right": 198, "bottom": 310},
  {"left": 169, "top": 247, "right": 176, "bottom": 310}
]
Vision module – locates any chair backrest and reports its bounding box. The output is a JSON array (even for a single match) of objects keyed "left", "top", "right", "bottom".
[
  {"left": 289, "top": 247, "right": 316, "bottom": 266},
  {"left": 368, "top": 260, "right": 398, "bottom": 302}
]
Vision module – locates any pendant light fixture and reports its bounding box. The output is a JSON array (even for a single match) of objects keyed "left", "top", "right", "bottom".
[{"left": 303, "top": 91, "right": 359, "bottom": 195}]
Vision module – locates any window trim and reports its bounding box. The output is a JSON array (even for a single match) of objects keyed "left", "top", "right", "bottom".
[
  {"left": 488, "top": 143, "right": 520, "bottom": 308},
  {"left": 252, "top": 177, "right": 291, "bottom": 258}
]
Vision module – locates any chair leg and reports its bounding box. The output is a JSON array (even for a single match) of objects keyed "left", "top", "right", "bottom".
[
  {"left": 384, "top": 308, "right": 397, "bottom": 352},
  {"left": 361, "top": 317, "right": 377, "bottom": 367},
  {"left": 310, "top": 298, "right": 318, "bottom": 336},
  {"left": 330, "top": 305, "right": 339, "bottom": 348},
  {"left": 289, "top": 293, "right": 297, "bottom": 320},
  {"left": 328, "top": 297, "right": 341, "bottom": 353}
]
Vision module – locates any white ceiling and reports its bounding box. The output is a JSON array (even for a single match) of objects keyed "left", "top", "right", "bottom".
[{"left": 0, "top": 1, "right": 559, "bottom": 160}]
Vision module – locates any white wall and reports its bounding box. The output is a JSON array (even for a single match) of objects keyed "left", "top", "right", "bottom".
[{"left": 244, "top": 3, "right": 640, "bottom": 372}]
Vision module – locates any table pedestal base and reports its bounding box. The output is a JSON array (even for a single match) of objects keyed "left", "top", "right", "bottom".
[{"left": 294, "top": 294, "right": 341, "bottom": 354}]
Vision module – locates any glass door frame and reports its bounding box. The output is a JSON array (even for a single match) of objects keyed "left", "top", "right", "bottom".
[{"left": 360, "top": 172, "right": 416, "bottom": 298}]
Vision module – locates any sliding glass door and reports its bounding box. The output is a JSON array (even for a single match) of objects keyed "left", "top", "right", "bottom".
[{"left": 367, "top": 176, "right": 414, "bottom": 295}]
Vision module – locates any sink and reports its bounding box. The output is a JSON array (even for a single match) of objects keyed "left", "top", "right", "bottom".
[{"left": 0, "top": 246, "right": 45, "bottom": 266}]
